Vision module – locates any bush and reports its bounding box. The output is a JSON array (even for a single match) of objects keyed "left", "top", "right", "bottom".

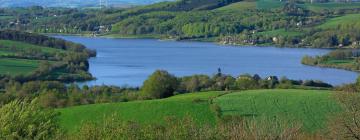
[
  {"left": 328, "top": 93, "right": 360, "bottom": 140},
  {"left": 69, "top": 115, "right": 308, "bottom": 140},
  {"left": 0, "top": 99, "right": 59, "bottom": 140},
  {"left": 141, "top": 70, "right": 178, "bottom": 99}
]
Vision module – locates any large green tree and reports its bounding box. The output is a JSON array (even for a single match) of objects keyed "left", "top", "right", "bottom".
[{"left": 141, "top": 70, "right": 178, "bottom": 99}]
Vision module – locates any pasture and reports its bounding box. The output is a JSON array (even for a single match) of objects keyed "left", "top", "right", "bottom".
[
  {"left": 300, "top": 2, "right": 360, "bottom": 12},
  {"left": 57, "top": 91, "right": 223, "bottom": 132},
  {"left": 58, "top": 89, "right": 341, "bottom": 133},
  {"left": 215, "top": 1, "right": 256, "bottom": 12},
  {"left": 0, "top": 40, "right": 65, "bottom": 54},
  {"left": 0, "top": 58, "right": 40, "bottom": 76},
  {"left": 316, "top": 14, "right": 360, "bottom": 29},
  {"left": 257, "top": 29, "right": 303, "bottom": 37},
  {"left": 215, "top": 89, "right": 341, "bottom": 132}
]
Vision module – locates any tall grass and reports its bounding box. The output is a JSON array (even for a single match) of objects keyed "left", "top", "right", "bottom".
[{"left": 62, "top": 115, "right": 315, "bottom": 140}]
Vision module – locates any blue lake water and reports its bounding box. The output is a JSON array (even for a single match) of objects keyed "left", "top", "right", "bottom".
[{"left": 57, "top": 36, "right": 358, "bottom": 87}]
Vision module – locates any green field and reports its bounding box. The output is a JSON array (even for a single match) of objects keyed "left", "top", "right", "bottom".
[
  {"left": 300, "top": 2, "right": 360, "bottom": 12},
  {"left": 256, "top": 0, "right": 284, "bottom": 10},
  {"left": 0, "top": 40, "right": 67, "bottom": 76},
  {"left": 0, "top": 15, "right": 14, "bottom": 20},
  {"left": 0, "top": 58, "right": 40, "bottom": 76},
  {"left": 257, "top": 29, "right": 303, "bottom": 37},
  {"left": 316, "top": 14, "right": 360, "bottom": 29},
  {"left": 58, "top": 89, "right": 340, "bottom": 133},
  {"left": 0, "top": 40, "right": 65, "bottom": 55},
  {"left": 58, "top": 91, "right": 223, "bottom": 132},
  {"left": 216, "top": 1, "right": 256, "bottom": 12},
  {"left": 322, "top": 59, "right": 354, "bottom": 65},
  {"left": 215, "top": 89, "right": 341, "bottom": 132}
]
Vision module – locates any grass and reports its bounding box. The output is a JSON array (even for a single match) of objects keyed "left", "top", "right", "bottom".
[
  {"left": 0, "top": 15, "right": 14, "bottom": 20},
  {"left": 256, "top": 0, "right": 284, "bottom": 10},
  {"left": 215, "top": 89, "right": 341, "bottom": 132},
  {"left": 58, "top": 89, "right": 341, "bottom": 133},
  {"left": 0, "top": 40, "right": 65, "bottom": 54},
  {"left": 316, "top": 14, "right": 360, "bottom": 29},
  {"left": 300, "top": 2, "right": 360, "bottom": 12},
  {"left": 0, "top": 58, "right": 40, "bottom": 76},
  {"left": 57, "top": 91, "right": 223, "bottom": 133},
  {"left": 322, "top": 59, "right": 353, "bottom": 65},
  {"left": 215, "top": 1, "right": 256, "bottom": 12},
  {"left": 257, "top": 29, "right": 303, "bottom": 37},
  {"left": 101, "top": 34, "right": 163, "bottom": 39}
]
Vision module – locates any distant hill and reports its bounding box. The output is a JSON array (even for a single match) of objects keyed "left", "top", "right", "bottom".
[{"left": 0, "top": 0, "right": 175, "bottom": 8}]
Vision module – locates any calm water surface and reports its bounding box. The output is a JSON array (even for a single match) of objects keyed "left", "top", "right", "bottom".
[{"left": 57, "top": 36, "right": 358, "bottom": 87}]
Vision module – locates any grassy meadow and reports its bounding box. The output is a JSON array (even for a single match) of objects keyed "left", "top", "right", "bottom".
[
  {"left": 215, "top": 89, "right": 341, "bottom": 132},
  {"left": 0, "top": 58, "right": 40, "bottom": 76},
  {"left": 58, "top": 89, "right": 341, "bottom": 133},
  {"left": 0, "top": 39, "right": 66, "bottom": 76},
  {"left": 0, "top": 40, "right": 65, "bottom": 55},
  {"left": 257, "top": 29, "right": 303, "bottom": 37},
  {"left": 58, "top": 91, "right": 224, "bottom": 132},
  {"left": 256, "top": 0, "right": 284, "bottom": 10},
  {"left": 300, "top": 2, "right": 360, "bottom": 12},
  {"left": 316, "top": 14, "right": 360, "bottom": 29},
  {"left": 215, "top": 1, "right": 256, "bottom": 12}
]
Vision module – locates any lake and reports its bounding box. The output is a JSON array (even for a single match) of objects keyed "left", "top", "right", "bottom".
[{"left": 57, "top": 36, "right": 358, "bottom": 87}]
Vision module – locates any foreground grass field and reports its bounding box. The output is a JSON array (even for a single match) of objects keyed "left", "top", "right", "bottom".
[
  {"left": 58, "top": 89, "right": 341, "bottom": 133},
  {"left": 58, "top": 91, "right": 223, "bottom": 132},
  {"left": 215, "top": 89, "right": 341, "bottom": 132}
]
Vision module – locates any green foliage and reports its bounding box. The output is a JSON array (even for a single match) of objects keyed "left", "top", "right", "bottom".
[
  {"left": 300, "top": 2, "right": 360, "bottom": 13},
  {"left": 317, "top": 14, "right": 360, "bottom": 29},
  {"left": 328, "top": 92, "right": 360, "bottom": 139},
  {"left": 179, "top": 74, "right": 212, "bottom": 93},
  {"left": 141, "top": 70, "right": 178, "bottom": 99},
  {"left": 256, "top": 0, "right": 285, "bottom": 10},
  {"left": 235, "top": 74, "right": 259, "bottom": 90},
  {"left": 1, "top": 80, "right": 138, "bottom": 108},
  {"left": 0, "top": 30, "right": 96, "bottom": 83},
  {"left": 302, "top": 49, "right": 360, "bottom": 72},
  {"left": 0, "top": 99, "right": 59, "bottom": 139},
  {"left": 215, "top": 89, "right": 341, "bottom": 132},
  {"left": 215, "top": 1, "right": 256, "bottom": 12},
  {"left": 68, "top": 114, "right": 307, "bottom": 140}
]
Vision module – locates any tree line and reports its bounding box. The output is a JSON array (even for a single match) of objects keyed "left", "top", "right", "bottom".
[{"left": 0, "top": 70, "right": 333, "bottom": 108}]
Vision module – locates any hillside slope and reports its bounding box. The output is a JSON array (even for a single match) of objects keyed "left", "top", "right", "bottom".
[
  {"left": 0, "top": 0, "right": 175, "bottom": 8},
  {"left": 58, "top": 89, "right": 340, "bottom": 133}
]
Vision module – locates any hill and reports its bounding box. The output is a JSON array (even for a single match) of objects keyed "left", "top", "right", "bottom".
[
  {"left": 0, "top": 30, "right": 95, "bottom": 82},
  {"left": 58, "top": 89, "right": 340, "bottom": 133},
  {"left": 0, "top": 0, "right": 175, "bottom": 8}
]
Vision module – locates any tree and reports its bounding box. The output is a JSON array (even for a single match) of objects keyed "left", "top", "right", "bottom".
[
  {"left": 141, "top": 70, "right": 178, "bottom": 99},
  {"left": 0, "top": 99, "right": 59, "bottom": 139}
]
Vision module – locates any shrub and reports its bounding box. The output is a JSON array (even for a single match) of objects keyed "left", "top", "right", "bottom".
[
  {"left": 328, "top": 93, "right": 360, "bottom": 140},
  {"left": 69, "top": 115, "right": 310, "bottom": 140},
  {"left": 0, "top": 99, "right": 59, "bottom": 140},
  {"left": 141, "top": 70, "right": 178, "bottom": 99}
]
